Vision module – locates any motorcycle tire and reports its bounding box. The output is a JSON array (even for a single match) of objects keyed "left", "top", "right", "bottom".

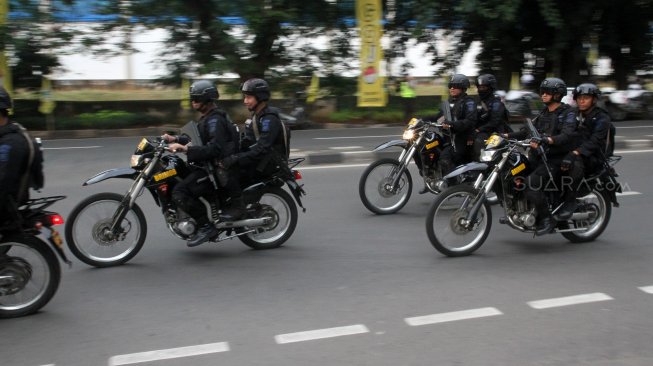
[
  {"left": 65, "top": 192, "right": 147, "bottom": 267},
  {"left": 359, "top": 158, "right": 413, "bottom": 215},
  {"left": 560, "top": 189, "right": 612, "bottom": 243},
  {"left": 0, "top": 236, "right": 61, "bottom": 318},
  {"left": 425, "top": 185, "right": 492, "bottom": 257},
  {"left": 238, "top": 187, "right": 298, "bottom": 250}
]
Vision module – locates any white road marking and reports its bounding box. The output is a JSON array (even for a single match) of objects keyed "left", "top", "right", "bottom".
[
  {"left": 616, "top": 191, "right": 642, "bottom": 196},
  {"left": 300, "top": 163, "right": 369, "bottom": 170},
  {"left": 624, "top": 139, "right": 652, "bottom": 142},
  {"left": 314, "top": 135, "right": 399, "bottom": 140},
  {"left": 527, "top": 293, "right": 613, "bottom": 309},
  {"left": 639, "top": 286, "right": 653, "bottom": 294},
  {"left": 43, "top": 146, "right": 102, "bottom": 150},
  {"left": 275, "top": 324, "right": 369, "bottom": 344},
  {"left": 615, "top": 125, "right": 653, "bottom": 129},
  {"left": 329, "top": 146, "right": 364, "bottom": 150},
  {"left": 108, "top": 342, "right": 230, "bottom": 365},
  {"left": 405, "top": 307, "right": 503, "bottom": 326},
  {"left": 610, "top": 149, "right": 653, "bottom": 154}
]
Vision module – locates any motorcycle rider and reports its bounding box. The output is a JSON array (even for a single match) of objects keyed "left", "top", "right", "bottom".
[
  {"left": 505, "top": 77, "right": 578, "bottom": 235},
  {"left": 423, "top": 74, "right": 477, "bottom": 182},
  {"left": 164, "top": 80, "right": 242, "bottom": 247},
  {"left": 0, "top": 87, "right": 42, "bottom": 226},
  {"left": 220, "top": 78, "right": 289, "bottom": 184},
  {"left": 560, "top": 83, "right": 613, "bottom": 219},
  {"left": 473, "top": 73, "right": 509, "bottom": 159}
]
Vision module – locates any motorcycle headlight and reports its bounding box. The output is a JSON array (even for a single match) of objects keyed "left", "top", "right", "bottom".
[
  {"left": 402, "top": 129, "right": 415, "bottom": 140},
  {"left": 480, "top": 149, "right": 498, "bottom": 162},
  {"left": 130, "top": 154, "right": 144, "bottom": 168}
]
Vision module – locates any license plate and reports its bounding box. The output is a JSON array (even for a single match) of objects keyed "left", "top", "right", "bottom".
[
  {"left": 426, "top": 140, "right": 439, "bottom": 149},
  {"left": 511, "top": 163, "right": 526, "bottom": 176},
  {"left": 154, "top": 169, "right": 177, "bottom": 182},
  {"left": 51, "top": 230, "right": 63, "bottom": 247}
]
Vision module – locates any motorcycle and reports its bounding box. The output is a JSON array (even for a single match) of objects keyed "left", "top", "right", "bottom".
[
  {"left": 0, "top": 196, "right": 69, "bottom": 318},
  {"left": 65, "top": 124, "right": 306, "bottom": 268},
  {"left": 425, "top": 120, "right": 621, "bottom": 257},
  {"left": 358, "top": 117, "right": 450, "bottom": 215}
]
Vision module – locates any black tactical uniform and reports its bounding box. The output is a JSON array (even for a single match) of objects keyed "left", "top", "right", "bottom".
[{"left": 474, "top": 74, "right": 509, "bottom": 159}]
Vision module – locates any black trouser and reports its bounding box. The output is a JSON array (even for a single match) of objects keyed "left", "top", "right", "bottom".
[
  {"left": 526, "top": 157, "right": 583, "bottom": 219},
  {"left": 473, "top": 132, "right": 491, "bottom": 161},
  {"left": 172, "top": 170, "right": 214, "bottom": 226},
  {"left": 439, "top": 143, "right": 471, "bottom": 176}
]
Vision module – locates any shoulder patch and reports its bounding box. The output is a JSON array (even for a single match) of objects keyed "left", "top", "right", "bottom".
[
  {"left": 261, "top": 119, "right": 271, "bottom": 132},
  {"left": 0, "top": 144, "right": 11, "bottom": 162},
  {"left": 207, "top": 117, "right": 218, "bottom": 133}
]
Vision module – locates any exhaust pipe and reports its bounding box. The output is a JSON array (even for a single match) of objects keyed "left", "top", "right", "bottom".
[{"left": 216, "top": 217, "right": 270, "bottom": 229}]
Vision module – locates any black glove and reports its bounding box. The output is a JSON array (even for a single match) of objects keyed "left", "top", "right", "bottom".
[
  {"left": 561, "top": 152, "right": 576, "bottom": 170},
  {"left": 530, "top": 136, "right": 547, "bottom": 146},
  {"left": 221, "top": 155, "right": 238, "bottom": 169}
]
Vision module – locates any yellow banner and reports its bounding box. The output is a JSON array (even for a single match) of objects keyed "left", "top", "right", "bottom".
[
  {"left": 356, "top": 0, "right": 386, "bottom": 107},
  {"left": 39, "top": 77, "right": 56, "bottom": 115},
  {"left": 0, "top": 0, "right": 12, "bottom": 98},
  {"left": 306, "top": 73, "right": 319, "bottom": 104}
]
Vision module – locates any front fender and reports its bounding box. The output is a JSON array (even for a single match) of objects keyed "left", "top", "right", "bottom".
[
  {"left": 373, "top": 139, "right": 407, "bottom": 152},
  {"left": 443, "top": 162, "right": 489, "bottom": 180},
  {"left": 83, "top": 167, "right": 138, "bottom": 186}
]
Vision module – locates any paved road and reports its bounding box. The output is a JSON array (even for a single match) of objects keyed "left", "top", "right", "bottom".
[{"left": 2, "top": 127, "right": 653, "bottom": 366}]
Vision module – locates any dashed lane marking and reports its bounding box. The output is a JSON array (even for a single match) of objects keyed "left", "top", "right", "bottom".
[
  {"left": 616, "top": 191, "right": 642, "bottom": 196},
  {"left": 275, "top": 324, "right": 369, "bottom": 344},
  {"left": 329, "top": 146, "right": 364, "bottom": 150},
  {"left": 108, "top": 342, "right": 230, "bottom": 365},
  {"left": 405, "top": 307, "right": 503, "bottom": 326},
  {"left": 615, "top": 149, "right": 653, "bottom": 154},
  {"left": 639, "top": 286, "right": 653, "bottom": 294},
  {"left": 527, "top": 292, "right": 613, "bottom": 310},
  {"left": 314, "top": 135, "right": 399, "bottom": 140},
  {"left": 43, "top": 146, "right": 102, "bottom": 150}
]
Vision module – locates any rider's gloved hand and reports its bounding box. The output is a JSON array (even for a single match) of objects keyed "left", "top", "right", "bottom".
[
  {"left": 221, "top": 155, "right": 238, "bottom": 169},
  {"left": 560, "top": 151, "right": 576, "bottom": 171},
  {"left": 161, "top": 134, "right": 177, "bottom": 143}
]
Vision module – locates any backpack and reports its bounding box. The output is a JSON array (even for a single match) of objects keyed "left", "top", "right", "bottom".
[
  {"left": 605, "top": 121, "right": 616, "bottom": 158},
  {"left": 15, "top": 123, "right": 44, "bottom": 199},
  {"left": 255, "top": 108, "right": 291, "bottom": 158}
]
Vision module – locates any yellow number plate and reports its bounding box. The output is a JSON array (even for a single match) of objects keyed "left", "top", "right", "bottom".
[
  {"left": 137, "top": 138, "right": 148, "bottom": 152},
  {"left": 511, "top": 163, "right": 526, "bottom": 176},
  {"left": 154, "top": 169, "right": 177, "bottom": 182},
  {"left": 425, "top": 140, "right": 440, "bottom": 149},
  {"left": 51, "top": 230, "right": 63, "bottom": 247}
]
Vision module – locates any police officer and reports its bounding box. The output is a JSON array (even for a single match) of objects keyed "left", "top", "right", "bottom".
[
  {"left": 163, "top": 80, "right": 241, "bottom": 247},
  {"left": 473, "top": 73, "right": 509, "bottom": 159},
  {"left": 220, "top": 78, "right": 288, "bottom": 182},
  {"left": 399, "top": 76, "right": 417, "bottom": 123},
  {"left": 505, "top": 77, "right": 577, "bottom": 235},
  {"left": 424, "top": 74, "right": 477, "bottom": 177},
  {"left": 0, "top": 87, "right": 39, "bottom": 225},
  {"left": 560, "top": 83, "right": 612, "bottom": 219}
]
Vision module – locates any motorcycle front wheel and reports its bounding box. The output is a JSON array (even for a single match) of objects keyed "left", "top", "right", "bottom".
[
  {"left": 359, "top": 158, "right": 413, "bottom": 215},
  {"left": 65, "top": 192, "right": 147, "bottom": 267},
  {"left": 238, "top": 187, "right": 298, "bottom": 250},
  {"left": 425, "top": 185, "right": 492, "bottom": 257},
  {"left": 0, "top": 236, "right": 60, "bottom": 318}
]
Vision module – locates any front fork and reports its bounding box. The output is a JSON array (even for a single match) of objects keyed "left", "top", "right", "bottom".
[
  {"left": 109, "top": 156, "right": 158, "bottom": 234},
  {"left": 388, "top": 138, "right": 421, "bottom": 193}
]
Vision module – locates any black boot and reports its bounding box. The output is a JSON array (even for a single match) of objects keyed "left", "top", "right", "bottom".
[
  {"left": 554, "top": 200, "right": 577, "bottom": 221},
  {"left": 219, "top": 197, "right": 246, "bottom": 222},
  {"left": 535, "top": 216, "right": 555, "bottom": 236},
  {"left": 187, "top": 223, "right": 219, "bottom": 247}
]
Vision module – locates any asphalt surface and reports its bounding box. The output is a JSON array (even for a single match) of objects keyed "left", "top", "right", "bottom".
[{"left": 1, "top": 121, "right": 653, "bottom": 366}]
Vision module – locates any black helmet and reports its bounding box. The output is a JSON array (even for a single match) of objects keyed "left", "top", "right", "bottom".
[
  {"left": 475, "top": 74, "right": 497, "bottom": 90},
  {"left": 573, "top": 83, "right": 601, "bottom": 100},
  {"left": 189, "top": 80, "right": 219, "bottom": 103},
  {"left": 241, "top": 78, "right": 270, "bottom": 102},
  {"left": 540, "top": 77, "right": 567, "bottom": 102},
  {"left": 448, "top": 74, "right": 470, "bottom": 91},
  {"left": 0, "top": 87, "right": 12, "bottom": 110}
]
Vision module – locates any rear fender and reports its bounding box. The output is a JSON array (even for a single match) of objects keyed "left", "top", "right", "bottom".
[{"left": 83, "top": 167, "right": 138, "bottom": 186}]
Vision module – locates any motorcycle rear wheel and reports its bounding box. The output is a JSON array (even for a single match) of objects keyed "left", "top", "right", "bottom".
[
  {"left": 238, "top": 187, "right": 298, "bottom": 250},
  {"left": 65, "top": 192, "right": 147, "bottom": 267},
  {"left": 426, "top": 185, "right": 492, "bottom": 257},
  {"left": 359, "top": 158, "right": 413, "bottom": 215},
  {"left": 0, "top": 236, "right": 60, "bottom": 318},
  {"left": 560, "top": 189, "right": 611, "bottom": 243}
]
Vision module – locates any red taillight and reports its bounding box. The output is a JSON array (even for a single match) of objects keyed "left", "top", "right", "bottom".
[
  {"left": 293, "top": 170, "right": 302, "bottom": 180},
  {"left": 157, "top": 183, "right": 169, "bottom": 195},
  {"left": 47, "top": 214, "right": 65, "bottom": 226}
]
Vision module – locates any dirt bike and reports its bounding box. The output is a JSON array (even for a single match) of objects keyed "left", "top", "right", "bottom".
[
  {"left": 0, "top": 196, "right": 69, "bottom": 318},
  {"left": 65, "top": 129, "right": 306, "bottom": 268},
  {"left": 358, "top": 118, "right": 452, "bottom": 214},
  {"left": 425, "top": 129, "right": 621, "bottom": 257}
]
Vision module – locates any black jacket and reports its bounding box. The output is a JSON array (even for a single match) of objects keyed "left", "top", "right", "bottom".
[
  {"left": 425, "top": 94, "right": 477, "bottom": 149},
  {"left": 237, "top": 106, "right": 287, "bottom": 162},
  {"left": 509, "top": 103, "right": 577, "bottom": 158},
  {"left": 573, "top": 106, "right": 611, "bottom": 159},
  {"left": 476, "top": 95, "right": 509, "bottom": 134},
  {"left": 0, "top": 122, "right": 30, "bottom": 221},
  {"left": 179, "top": 107, "right": 239, "bottom": 164}
]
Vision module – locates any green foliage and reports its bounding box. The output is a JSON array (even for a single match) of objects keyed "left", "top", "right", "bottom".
[
  {"left": 327, "top": 106, "right": 440, "bottom": 124},
  {"left": 55, "top": 110, "right": 165, "bottom": 130}
]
